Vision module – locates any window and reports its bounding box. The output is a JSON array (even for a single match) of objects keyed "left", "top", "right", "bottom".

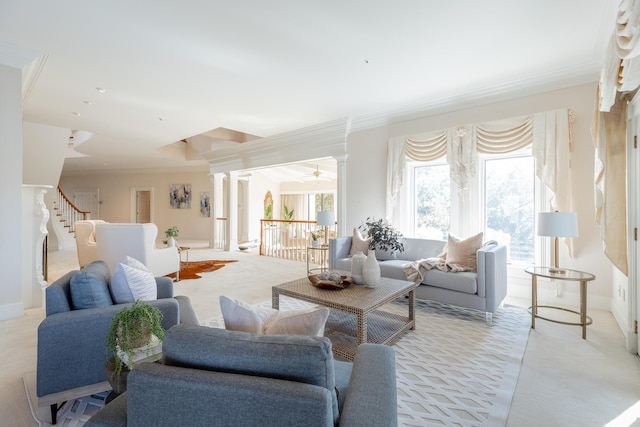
[
  {"left": 414, "top": 163, "right": 450, "bottom": 240},
  {"left": 410, "top": 149, "right": 539, "bottom": 265},
  {"left": 482, "top": 154, "right": 535, "bottom": 264}
]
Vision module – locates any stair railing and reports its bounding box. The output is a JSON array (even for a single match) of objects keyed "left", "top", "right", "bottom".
[{"left": 55, "top": 186, "right": 90, "bottom": 233}]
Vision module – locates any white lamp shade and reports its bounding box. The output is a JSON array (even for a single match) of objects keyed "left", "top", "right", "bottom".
[
  {"left": 316, "top": 211, "right": 335, "bottom": 226},
  {"left": 537, "top": 212, "right": 578, "bottom": 238}
]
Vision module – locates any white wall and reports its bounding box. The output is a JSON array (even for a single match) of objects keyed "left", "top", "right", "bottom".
[
  {"left": 0, "top": 64, "right": 24, "bottom": 320},
  {"left": 344, "top": 82, "right": 614, "bottom": 310},
  {"left": 60, "top": 171, "right": 212, "bottom": 241}
]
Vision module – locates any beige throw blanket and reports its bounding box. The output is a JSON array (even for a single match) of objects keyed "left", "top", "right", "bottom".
[{"left": 403, "top": 240, "right": 497, "bottom": 284}]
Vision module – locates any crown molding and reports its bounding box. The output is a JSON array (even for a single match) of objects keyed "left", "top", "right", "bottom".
[
  {"left": 349, "top": 63, "right": 600, "bottom": 134},
  {"left": 203, "top": 117, "right": 349, "bottom": 174}
]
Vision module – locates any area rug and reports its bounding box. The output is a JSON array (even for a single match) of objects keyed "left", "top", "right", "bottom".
[
  {"left": 168, "top": 259, "right": 238, "bottom": 280},
  {"left": 23, "top": 372, "right": 107, "bottom": 427},
  {"left": 205, "top": 297, "right": 530, "bottom": 427},
  {"left": 25, "top": 297, "right": 529, "bottom": 427}
]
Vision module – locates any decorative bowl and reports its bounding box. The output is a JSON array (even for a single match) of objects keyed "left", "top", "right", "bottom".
[{"left": 308, "top": 274, "right": 354, "bottom": 290}]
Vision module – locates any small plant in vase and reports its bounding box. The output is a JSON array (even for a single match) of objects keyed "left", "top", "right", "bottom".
[
  {"left": 358, "top": 217, "right": 405, "bottom": 254},
  {"left": 311, "top": 232, "right": 319, "bottom": 248},
  {"left": 106, "top": 300, "right": 165, "bottom": 393},
  {"left": 165, "top": 226, "right": 179, "bottom": 247},
  {"left": 358, "top": 217, "right": 404, "bottom": 288}
]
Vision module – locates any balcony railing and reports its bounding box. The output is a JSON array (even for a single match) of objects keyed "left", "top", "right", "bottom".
[{"left": 260, "top": 219, "right": 336, "bottom": 262}]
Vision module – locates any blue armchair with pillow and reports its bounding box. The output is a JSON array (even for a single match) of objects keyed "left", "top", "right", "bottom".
[
  {"left": 86, "top": 324, "right": 398, "bottom": 427},
  {"left": 37, "top": 260, "right": 199, "bottom": 424}
]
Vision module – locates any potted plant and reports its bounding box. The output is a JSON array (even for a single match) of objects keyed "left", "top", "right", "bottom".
[
  {"left": 165, "top": 226, "right": 179, "bottom": 247},
  {"left": 105, "top": 300, "right": 165, "bottom": 393},
  {"left": 311, "top": 232, "right": 319, "bottom": 248},
  {"left": 358, "top": 217, "right": 405, "bottom": 254},
  {"left": 282, "top": 205, "right": 294, "bottom": 226}
]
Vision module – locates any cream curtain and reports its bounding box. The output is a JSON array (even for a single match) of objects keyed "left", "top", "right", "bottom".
[
  {"left": 386, "top": 131, "right": 447, "bottom": 221},
  {"left": 387, "top": 110, "right": 572, "bottom": 224},
  {"left": 592, "top": 90, "right": 628, "bottom": 275}
]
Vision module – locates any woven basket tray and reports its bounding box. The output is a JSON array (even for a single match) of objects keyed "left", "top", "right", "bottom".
[{"left": 308, "top": 274, "right": 354, "bottom": 290}]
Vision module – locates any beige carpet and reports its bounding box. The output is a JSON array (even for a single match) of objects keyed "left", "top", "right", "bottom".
[
  {"left": 26, "top": 295, "right": 529, "bottom": 427},
  {"left": 7, "top": 244, "right": 640, "bottom": 427}
]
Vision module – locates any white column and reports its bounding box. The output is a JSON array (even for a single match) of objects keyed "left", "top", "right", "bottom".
[
  {"left": 22, "top": 185, "right": 52, "bottom": 309},
  {"left": 224, "top": 171, "right": 239, "bottom": 251},
  {"left": 211, "top": 172, "right": 225, "bottom": 249},
  {"left": 334, "top": 154, "right": 348, "bottom": 237},
  {"left": 0, "top": 64, "right": 24, "bottom": 320}
]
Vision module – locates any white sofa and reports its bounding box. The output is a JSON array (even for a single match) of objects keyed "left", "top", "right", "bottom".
[
  {"left": 329, "top": 237, "right": 507, "bottom": 323},
  {"left": 96, "top": 223, "right": 180, "bottom": 278}
]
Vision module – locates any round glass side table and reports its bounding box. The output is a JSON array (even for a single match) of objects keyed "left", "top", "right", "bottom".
[{"left": 524, "top": 266, "right": 596, "bottom": 339}]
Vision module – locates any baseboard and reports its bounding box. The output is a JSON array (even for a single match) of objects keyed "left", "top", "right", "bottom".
[{"left": 0, "top": 302, "right": 24, "bottom": 321}]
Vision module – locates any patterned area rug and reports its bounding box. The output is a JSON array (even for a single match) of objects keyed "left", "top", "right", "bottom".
[
  {"left": 167, "top": 259, "right": 238, "bottom": 280},
  {"left": 206, "top": 296, "right": 530, "bottom": 427},
  {"left": 23, "top": 372, "right": 107, "bottom": 426},
  {"left": 25, "top": 297, "right": 529, "bottom": 427}
]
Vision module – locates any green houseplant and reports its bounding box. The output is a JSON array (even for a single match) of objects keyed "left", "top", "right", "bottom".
[
  {"left": 165, "top": 226, "right": 179, "bottom": 247},
  {"left": 106, "top": 300, "right": 165, "bottom": 392},
  {"left": 282, "top": 205, "right": 294, "bottom": 226},
  {"left": 358, "top": 217, "right": 405, "bottom": 253}
]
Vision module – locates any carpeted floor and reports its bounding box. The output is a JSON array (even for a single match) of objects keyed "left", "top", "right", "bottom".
[
  {"left": 26, "top": 295, "right": 529, "bottom": 427},
  {"left": 167, "top": 259, "right": 238, "bottom": 280},
  {"left": 207, "top": 296, "right": 530, "bottom": 427}
]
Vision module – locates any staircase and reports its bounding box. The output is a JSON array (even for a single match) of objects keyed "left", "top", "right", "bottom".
[{"left": 50, "top": 187, "right": 91, "bottom": 249}]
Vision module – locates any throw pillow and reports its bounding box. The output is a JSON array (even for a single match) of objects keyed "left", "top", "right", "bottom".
[
  {"left": 445, "top": 232, "right": 483, "bottom": 271},
  {"left": 110, "top": 256, "right": 157, "bottom": 303},
  {"left": 219, "top": 295, "right": 278, "bottom": 334},
  {"left": 70, "top": 265, "right": 114, "bottom": 310},
  {"left": 349, "top": 228, "right": 371, "bottom": 257},
  {"left": 220, "top": 296, "right": 330, "bottom": 337}
]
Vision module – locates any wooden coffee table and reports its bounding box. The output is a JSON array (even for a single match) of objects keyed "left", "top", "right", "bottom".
[{"left": 272, "top": 277, "right": 416, "bottom": 361}]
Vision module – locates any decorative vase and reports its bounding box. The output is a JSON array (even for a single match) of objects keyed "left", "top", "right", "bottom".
[
  {"left": 167, "top": 236, "right": 176, "bottom": 247},
  {"left": 362, "top": 249, "right": 381, "bottom": 288},
  {"left": 311, "top": 240, "right": 319, "bottom": 248},
  {"left": 351, "top": 251, "right": 367, "bottom": 284}
]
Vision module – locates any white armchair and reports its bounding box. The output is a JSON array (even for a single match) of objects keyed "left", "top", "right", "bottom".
[
  {"left": 74, "top": 220, "right": 107, "bottom": 268},
  {"left": 96, "top": 223, "right": 179, "bottom": 278}
]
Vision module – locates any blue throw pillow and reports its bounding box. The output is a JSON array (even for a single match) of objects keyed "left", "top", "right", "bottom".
[{"left": 70, "top": 262, "right": 113, "bottom": 309}]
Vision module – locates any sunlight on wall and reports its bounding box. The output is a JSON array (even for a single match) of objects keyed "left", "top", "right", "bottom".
[{"left": 605, "top": 400, "right": 640, "bottom": 426}]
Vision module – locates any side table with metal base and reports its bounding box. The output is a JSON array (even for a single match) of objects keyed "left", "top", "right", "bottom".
[{"left": 525, "top": 266, "right": 596, "bottom": 339}]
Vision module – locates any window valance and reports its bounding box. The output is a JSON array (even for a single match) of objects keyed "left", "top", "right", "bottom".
[{"left": 386, "top": 109, "right": 572, "bottom": 223}]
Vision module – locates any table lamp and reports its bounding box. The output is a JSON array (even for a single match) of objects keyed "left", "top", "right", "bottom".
[
  {"left": 536, "top": 211, "right": 578, "bottom": 274},
  {"left": 316, "top": 211, "right": 335, "bottom": 247}
]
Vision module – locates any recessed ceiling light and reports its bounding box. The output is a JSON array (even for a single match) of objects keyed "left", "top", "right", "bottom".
[
  {"left": 364, "top": 59, "right": 370, "bottom": 64},
  {"left": 83, "top": 100, "right": 92, "bottom": 106},
  {"left": 96, "top": 87, "right": 106, "bottom": 94},
  {"left": 158, "top": 117, "right": 164, "bottom": 121},
  {"left": 72, "top": 112, "right": 80, "bottom": 116}
]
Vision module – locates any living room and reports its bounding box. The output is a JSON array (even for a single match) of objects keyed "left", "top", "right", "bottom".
[{"left": 3, "top": 1, "right": 640, "bottom": 426}]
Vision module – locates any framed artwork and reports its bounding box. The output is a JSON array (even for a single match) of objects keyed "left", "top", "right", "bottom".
[
  {"left": 169, "top": 184, "right": 191, "bottom": 209},
  {"left": 200, "top": 192, "right": 211, "bottom": 217}
]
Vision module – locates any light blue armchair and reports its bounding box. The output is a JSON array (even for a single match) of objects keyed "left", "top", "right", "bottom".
[
  {"left": 37, "top": 261, "right": 197, "bottom": 424},
  {"left": 87, "top": 324, "right": 398, "bottom": 427}
]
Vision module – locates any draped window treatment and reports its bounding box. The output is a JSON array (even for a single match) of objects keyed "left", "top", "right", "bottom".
[
  {"left": 386, "top": 109, "right": 572, "bottom": 223},
  {"left": 595, "top": 0, "right": 637, "bottom": 275}
]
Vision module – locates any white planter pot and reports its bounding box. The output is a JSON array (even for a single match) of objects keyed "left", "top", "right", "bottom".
[{"left": 351, "top": 251, "right": 367, "bottom": 284}]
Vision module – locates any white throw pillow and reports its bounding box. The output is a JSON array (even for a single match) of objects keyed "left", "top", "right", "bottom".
[
  {"left": 220, "top": 296, "right": 329, "bottom": 337},
  {"left": 110, "top": 256, "right": 157, "bottom": 303},
  {"left": 349, "top": 228, "right": 371, "bottom": 257}
]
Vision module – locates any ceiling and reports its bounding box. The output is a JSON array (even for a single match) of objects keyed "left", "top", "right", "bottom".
[{"left": 0, "top": 1, "right": 617, "bottom": 178}]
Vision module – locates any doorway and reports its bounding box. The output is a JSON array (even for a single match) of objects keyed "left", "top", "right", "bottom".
[
  {"left": 131, "top": 187, "right": 154, "bottom": 223},
  {"left": 73, "top": 188, "right": 100, "bottom": 219}
]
